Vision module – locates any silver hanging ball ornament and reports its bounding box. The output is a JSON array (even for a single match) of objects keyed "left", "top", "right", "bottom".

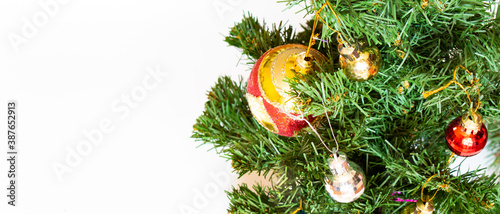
[{"left": 324, "top": 152, "right": 366, "bottom": 203}]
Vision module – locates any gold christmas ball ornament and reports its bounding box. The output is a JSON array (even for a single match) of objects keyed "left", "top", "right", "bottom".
[
  {"left": 399, "top": 203, "right": 415, "bottom": 214},
  {"left": 324, "top": 152, "right": 366, "bottom": 203},
  {"left": 400, "top": 199, "right": 434, "bottom": 214},
  {"left": 246, "top": 44, "right": 328, "bottom": 137},
  {"left": 338, "top": 41, "right": 382, "bottom": 81}
]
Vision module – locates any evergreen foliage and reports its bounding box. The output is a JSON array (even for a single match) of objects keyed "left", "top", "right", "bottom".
[{"left": 193, "top": 0, "right": 500, "bottom": 213}]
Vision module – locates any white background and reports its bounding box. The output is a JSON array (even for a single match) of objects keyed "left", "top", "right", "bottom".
[{"left": 0, "top": 0, "right": 495, "bottom": 213}]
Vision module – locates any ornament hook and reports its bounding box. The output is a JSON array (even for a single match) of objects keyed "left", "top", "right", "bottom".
[
  {"left": 291, "top": 198, "right": 304, "bottom": 214},
  {"left": 420, "top": 172, "right": 450, "bottom": 203},
  {"left": 305, "top": 1, "right": 343, "bottom": 59},
  {"left": 422, "top": 65, "right": 481, "bottom": 113}
]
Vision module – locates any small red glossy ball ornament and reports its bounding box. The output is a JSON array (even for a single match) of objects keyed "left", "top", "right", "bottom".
[{"left": 445, "top": 111, "right": 488, "bottom": 157}]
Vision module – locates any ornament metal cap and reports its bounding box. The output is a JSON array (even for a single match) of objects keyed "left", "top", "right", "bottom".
[
  {"left": 324, "top": 151, "right": 366, "bottom": 203},
  {"left": 415, "top": 199, "right": 434, "bottom": 214},
  {"left": 338, "top": 43, "right": 361, "bottom": 61},
  {"left": 327, "top": 152, "right": 349, "bottom": 175},
  {"left": 296, "top": 52, "right": 313, "bottom": 70},
  {"left": 460, "top": 110, "right": 483, "bottom": 135}
]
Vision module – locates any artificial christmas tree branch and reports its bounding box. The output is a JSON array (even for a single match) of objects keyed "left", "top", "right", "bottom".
[{"left": 193, "top": 0, "right": 500, "bottom": 213}]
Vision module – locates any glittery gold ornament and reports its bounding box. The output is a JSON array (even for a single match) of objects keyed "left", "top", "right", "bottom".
[
  {"left": 400, "top": 199, "right": 435, "bottom": 214},
  {"left": 324, "top": 152, "right": 366, "bottom": 203},
  {"left": 338, "top": 41, "right": 382, "bottom": 81},
  {"left": 246, "top": 44, "right": 327, "bottom": 137},
  {"left": 399, "top": 203, "right": 415, "bottom": 214}
]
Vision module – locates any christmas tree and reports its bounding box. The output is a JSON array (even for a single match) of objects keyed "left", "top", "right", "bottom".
[{"left": 193, "top": 0, "right": 500, "bottom": 213}]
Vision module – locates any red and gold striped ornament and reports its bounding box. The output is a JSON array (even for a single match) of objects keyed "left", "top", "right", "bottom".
[{"left": 246, "top": 44, "right": 327, "bottom": 137}]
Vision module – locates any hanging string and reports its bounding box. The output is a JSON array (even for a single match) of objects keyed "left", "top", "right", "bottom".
[
  {"left": 420, "top": 174, "right": 450, "bottom": 202},
  {"left": 283, "top": 1, "right": 345, "bottom": 158},
  {"left": 300, "top": 1, "right": 343, "bottom": 156},
  {"left": 320, "top": 82, "right": 339, "bottom": 155},
  {"left": 422, "top": 65, "right": 481, "bottom": 112},
  {"left": 294, "top": 102, "right": 336, "bottom": 155},
  {"left": 313, "top": 2, "right": 342, "bottom": 35},
  {"left": 446, "top": 153, "right": 455, "bottom": 165},
  {"left": 420, "top": 174, "right": 437, "bottom": 202},
  {"left": 291, "top": 198, "right": 303, "bottom": 214},
  {"left": 420, "top": 152, "right": 454, "bottom": 202},
  {"left": 305, "top": 9, "right": 320, "bottom": 59},
  {"left": 305, "top": 1, "right": 343, "bottom": 59},
  {"left": 287, "top": 88, "right": 340, "bottom": 156}
]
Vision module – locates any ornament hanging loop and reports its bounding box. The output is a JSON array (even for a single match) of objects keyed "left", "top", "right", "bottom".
[
  {"left": 306, "top": 1, "right": 343, "bottom": 59},
  {"left": 422, "top": 65, "right": 481, "bottom": 113},
  {"left": 446, "top": 152, "right": 455, "bottom": 165},
  {"left": 331, "top": 147, "right": 338, "bottom": 160},
  {"left": 320, "top": 82, "right": 340, "bottom": 155},
  {"left": 291, "top": 93, "right": 339, "bottom": 156},
  {"left": 291, "top": 198, "right": 304, "bottom": 214},
  {"left": 288, "top": 83, "right": 340, "bottom": 156},
  {"left": 421, "top": 174, "right": 437, "bottom": 203},
  {"left": 420, "top": 173, "right": 450, "bottom": 203},
  {"left": 461, "top": 110, "right": 484, "bottom": 135}
]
